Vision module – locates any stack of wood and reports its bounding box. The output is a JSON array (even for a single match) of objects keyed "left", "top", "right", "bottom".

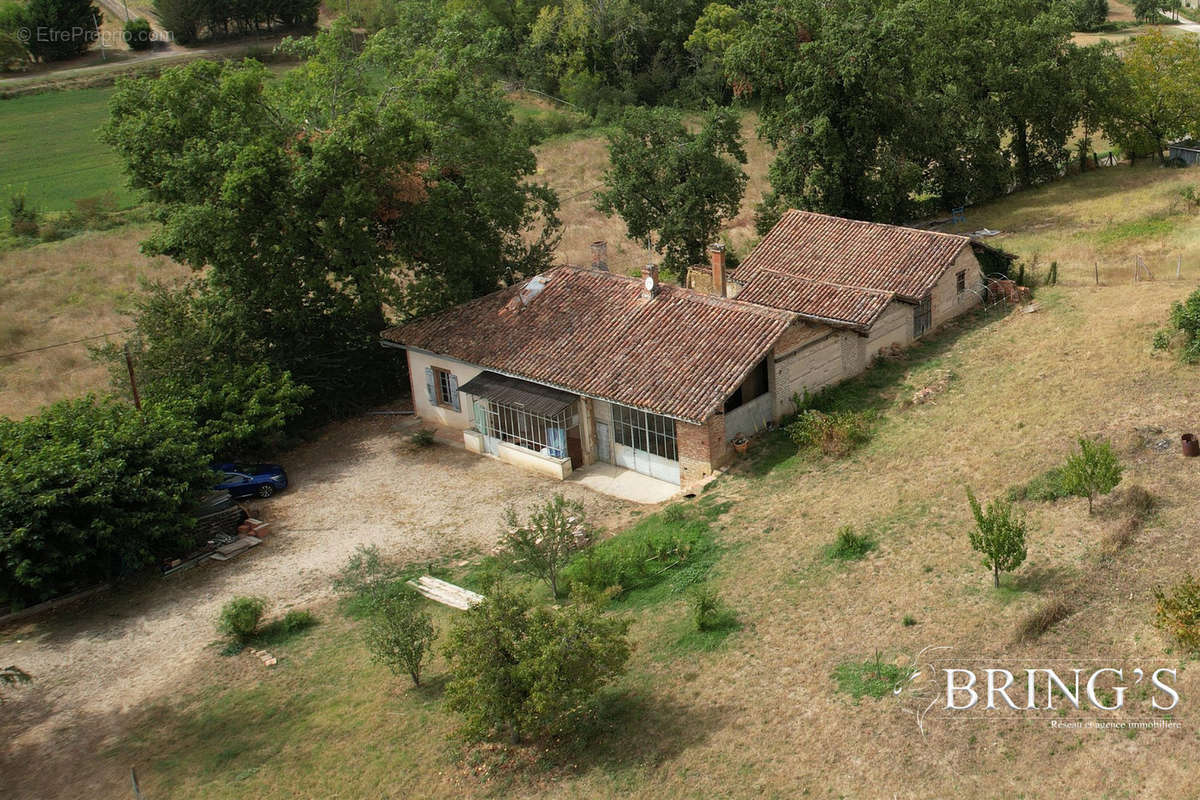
[{"left": 406, "top": 575, "right": 485, "bottom": 610}]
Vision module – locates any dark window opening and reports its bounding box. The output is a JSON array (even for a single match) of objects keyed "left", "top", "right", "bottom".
[
  {"left": 956, "top": 270, "right": 967, "bottom": 295},
  {"left": 913, "top": 296, "right": 932, "bottom": 337},
  {"left": 724, "top": 358, "right": 770, "bottom": 413}
]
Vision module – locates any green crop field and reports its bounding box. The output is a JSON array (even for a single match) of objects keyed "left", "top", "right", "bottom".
[{"left": 0, "top": 87, "right": 135, "bottom": 213}]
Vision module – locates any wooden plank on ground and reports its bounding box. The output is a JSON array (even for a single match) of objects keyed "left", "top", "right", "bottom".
[{"left": 406, "top": 576, "right": 484, "bottom": 610}]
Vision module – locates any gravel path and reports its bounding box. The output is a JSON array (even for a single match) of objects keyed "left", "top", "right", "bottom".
[{"left": 0, "top": 415, "right": 638, "bottom": 776}]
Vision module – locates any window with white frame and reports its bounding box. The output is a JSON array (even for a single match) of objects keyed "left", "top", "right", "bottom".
[
  {"left": 480, "top": 400, "right": 571, "bottom": 457},
  {"left": 612, "top": 405, "right": 677, "bottom": 461}
]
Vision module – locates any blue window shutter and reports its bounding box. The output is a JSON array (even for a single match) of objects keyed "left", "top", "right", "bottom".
[
  {"left": 424, "top": 366, "right": 436, "bottom": 405},
  {"left": 448, "top": 374, "right": 460, "bottom": 412}
]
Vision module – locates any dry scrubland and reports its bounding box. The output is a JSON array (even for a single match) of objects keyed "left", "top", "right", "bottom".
[{"left": 5, "top": 109, "right": 1200, "bottom": 797}]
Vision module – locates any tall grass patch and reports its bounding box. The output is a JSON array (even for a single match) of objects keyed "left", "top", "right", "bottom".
[{"left": 560, "top": 500, "right": 726, "bottom": 606}]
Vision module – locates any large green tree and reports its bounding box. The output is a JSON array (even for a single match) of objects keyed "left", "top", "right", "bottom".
[
  {"left": 25, "top": 0, "right": 99, "bottom": 61},
  {"left": 102, "top": 22, "right": 559, "bottom": 421},
  {"left": 1103, "top": 29, "right": 1200, "bottom": 162},
  {"left": 0, "top": 397, "right": 213, "bottom": 605},
  {"left": 726, "top": 0, "right": 1106, "bottom": 221},
  {"left": 595, "top": 105, "right": 746, "bottom": 271}
]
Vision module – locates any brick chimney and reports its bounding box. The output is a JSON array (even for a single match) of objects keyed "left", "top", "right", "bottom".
[
  {"left": 641, "top": 264, "right": 659, "bottom": 299},
  {"left": 590, "top": 240, "right": 608, "bottom": 271},
  {"left": 708, "top": 243, "right": 727, "bottom": 298}
]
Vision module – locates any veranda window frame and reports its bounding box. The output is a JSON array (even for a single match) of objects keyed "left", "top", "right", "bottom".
[
  {"left": 612, "top": 405, "right": 678, "bottom": 462},
  {"left": 478, "top": 399, "right": 571, "bottom": 457}
]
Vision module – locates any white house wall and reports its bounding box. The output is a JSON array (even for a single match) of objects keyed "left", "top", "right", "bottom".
[
  {"left": 930, "top": 248, "right": 983, "bottom": 328},
  {"left": 405, "top": 349, "right": 483, "bottom": 430}
]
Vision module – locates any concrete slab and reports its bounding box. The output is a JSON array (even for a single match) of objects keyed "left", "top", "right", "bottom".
[{"left": 566, "top": 463, "right": 679, "bottom": 505}]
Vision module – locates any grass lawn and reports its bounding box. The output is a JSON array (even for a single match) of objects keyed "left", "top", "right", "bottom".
[{"left": 0, "top": 86, "right": 135, "bottom": 212}]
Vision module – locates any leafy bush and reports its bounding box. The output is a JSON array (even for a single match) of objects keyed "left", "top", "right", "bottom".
[
  {"left": 0, "top": 396, "right": 213, "bottom": 605},
  {"left": 1007, "top": 466, "right": 1071, "bottom": 503},
  {"left": 7, "top": 194, "right": 37, "bottom": 237},
  {"left": 787, "top": 409, "right": 874, "bottom": 457},
  {"left": 333, "top": 544, "right": 401, "bottom": 616},
  {"left": 409, "top": 429, "right": 435, "bottom": 447},
  {"left": 124, "top": 16, "right": 152, "bottom": 50},
  {"left": 825, "top": 525, "right": 876, "bottom": 562},
  {"left": 1154, "top": 575, "right": 1200, "bottom": 652},
  {"left": 282, "top": 609, "right": 317, "bottom": 633},
  {"left": 218, "top": 596, "right": 267, "bottom": 641},
  {"left": 0, "top": 665, "right": 30, "bottom": 702},
  {"left": 1060, "top": 437, "right": 1123, "bottom": 514},
  {"left": 501, "top": 494, "right": 591, "bottom": 597},
  {"left": 443, "top": 587, "right": 631, "bottom": 743},
  {"left": 966, "top": 488, "right": 1028, "bottom": 588},
  {"left": 1168, "top": 288, "right": 1200, "bottom": 363},
  {"left": 560, "top": 505, "right": 714, "bottom": 598},
  {"left": 1152, "top": 329, "right": 1172, "bottom": 351},
  {"left": 832, "top": 652, "right": 913, "bottom": 700},
  {"left": 902, "top": 614, "right": 917, "bottom": 627},
  {"left": 687, "top": 584, "right": 737, "bottom": 632},
  {"left": 1017, "top": 597, "right": 1074, "bottom": 642},
  {"left": 363, "top": 587, "right": 435, "bottom": 686}
]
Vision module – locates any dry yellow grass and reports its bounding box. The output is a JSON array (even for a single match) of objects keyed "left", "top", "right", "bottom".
[
  {"left": 7, "top": 133, "right": 1200, "bottom": 799},
  {"left": 0, "top": 226, "right": 190, "bottom": 417}
]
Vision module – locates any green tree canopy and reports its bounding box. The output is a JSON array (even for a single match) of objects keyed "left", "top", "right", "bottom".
[
  {"left": 595, "top": 105, "right": 746, "bottom": 272},
  {"left": 444, "top": 588, "right": 631, "bottom": 743},
  {"left": 102, "top": 22, "right": 560, "bottom": 422},
  {"left": 25, "top": 0, "right": 98, "bottom": 61},
  {"left": 1102, "top": 29, "right": 1200, "bottom": 162},
  {"left": 0, "top": 397, "right": 213, "bottom": 605}
]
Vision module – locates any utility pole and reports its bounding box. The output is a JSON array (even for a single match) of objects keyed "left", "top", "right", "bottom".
[{"left": 124, "top": 343, "right": 142, "bottom": 412}]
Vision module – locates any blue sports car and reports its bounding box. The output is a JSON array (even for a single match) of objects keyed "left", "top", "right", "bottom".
[{"left": 214, "top": 463, "right": 288, "bottom": 499}]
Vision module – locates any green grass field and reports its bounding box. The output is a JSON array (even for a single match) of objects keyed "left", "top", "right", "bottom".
[{"left": 0, "top": 87, "right": 134, "bottom": 212}]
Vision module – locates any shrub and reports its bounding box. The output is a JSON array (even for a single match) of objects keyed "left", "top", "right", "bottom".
[
  {"left": 1017, "top": 597, "right": 1074, "bottom": 642},
  {"left": 1154, "top": 575, "right": 1200, "bottom": 652},
  {"left": 825, "top": 525, "right": 876, "bottom": 562},
  {"left": 1060, "top": 437, "right": 1123, "bottom": 514},
  {"left": 363, "top": 587, "right": 435, "bottom": 686},
  {"left": 902, "top": 614, "right": 917, "bottom": 627},
  {"left": 1167, "top": 288, "right": 1200, "bottom": 363},
  {"left": 787, "top": 409, "right": 873, "bottom": 457},
  {"left": 7, "top": 194, "right": 37, "bottom": 237},
  {"left": 1152, "top": 329, "right": 1172, "bottom": 351},
  {"left": 1008, "top": 466, "right": 1072, "bottom": 503},
  {"left": 560, "top": 505, "right": 714, "bottom": 597},
  {"left": 410, "top": 429, "right": 435, "bottom": 447},
  {"left": 25, "top": 0, "right": 99, "bottom": 61},
  {"left": 333, "top": 544, "right": 399, "bottom": 615},
  {"left": 687, "top": 584, "right": 735, "bottom": 632},
  {"left": 0, "top": 396, "right": 212, "bottom": 605},
  {"left": 966, "top": 488, "right": 1028, "bottom": 588},
  {"left": 1120, "top": 484, "right": 1157, "bottom": 520},
  {"left": 0, "top": 665, "right": 30, "bottom": 702},
  {"left": 124, "top": 16, "right": 152, "bottom": 50},
  {"left": 444, "top": 588, "right": 631, "bottom": 743},
  {"left": 832, "top": 651, "right": 913, "bottom": 700},
  {"left": 282, "top": 609, "right": 317, "bottom": 633},
  {"left": 218, "top": 596, "right": 267, "bottom": 641},
  {"left": 501, "top": 494, "right": 591, "bottom": 597}
]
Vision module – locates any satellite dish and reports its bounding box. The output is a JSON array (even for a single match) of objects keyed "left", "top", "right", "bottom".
[{"left": 644, "top": 275, "right": 655, "bottom": 291}]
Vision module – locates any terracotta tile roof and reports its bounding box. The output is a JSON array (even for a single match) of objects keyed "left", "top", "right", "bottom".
[
  {"left": 382, "top": 267, "right": 796, "bottom": 423},
  {"left": 732, "top": 272, "right": 894, "bottom": 331},
  {"left": 735, "top": 210, "right": 970, "bottom": 301}
]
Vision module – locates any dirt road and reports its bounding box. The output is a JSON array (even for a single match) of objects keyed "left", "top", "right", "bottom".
[{"left": 0, "top": 415, "right": 639, "bottom": 785}]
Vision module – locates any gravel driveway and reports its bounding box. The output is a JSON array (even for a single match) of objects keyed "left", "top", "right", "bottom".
[{"left": 0, "top": 415, "right": 639, "bottom": 784}]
